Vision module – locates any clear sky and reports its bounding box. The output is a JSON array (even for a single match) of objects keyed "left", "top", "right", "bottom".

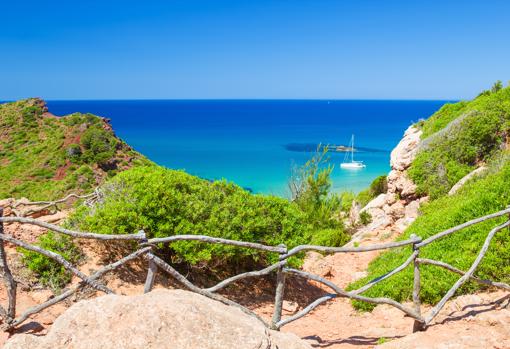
[{"left": 1, "top": 0, "right": 509, "bottom": 100}]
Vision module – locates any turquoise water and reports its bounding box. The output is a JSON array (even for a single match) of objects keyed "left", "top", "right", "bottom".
[{"left": 46, "top": 100, "right": 447, "bottom": 197}]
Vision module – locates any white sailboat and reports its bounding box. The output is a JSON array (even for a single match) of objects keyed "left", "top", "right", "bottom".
[{"left": 340, "top": 135, "right": 366, "bottom": 169}]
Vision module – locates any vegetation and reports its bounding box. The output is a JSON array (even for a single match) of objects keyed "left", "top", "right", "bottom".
[
  {"left": 355, "top": 175, "right": 388, "bottom": 207},
  {"left": 289, "top": 147, "right": 345, "bottom": 233},
  {"left": 410, "top": 84, "right": 510, "bottom": 199},
  {"left": 349, "top": 151, "right": 510, "bottom": 311},
  {"left": 66, "top": 165, "right": 349, "bottom": 271},
  {"left": 0, "top": 98, "right": 150, "bottom": 200},
  {"left": 20, "top": 232, "right": 81, "bottom": 290},
  {"left": 359, "top": 210, "right": 372, "bottom": 225}
]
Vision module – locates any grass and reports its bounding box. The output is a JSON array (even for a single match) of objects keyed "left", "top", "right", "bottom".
[
  {"left": 348, "top": 157, "right": 510, "bottom": 310},
  {"left": 0, "top": 98, "right": 151, "bottom": 200},
  {"left": 410, "top": 85, "right": 510, "bottom": 199}
]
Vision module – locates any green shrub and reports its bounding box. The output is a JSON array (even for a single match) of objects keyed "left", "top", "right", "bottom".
[
  {"left": 348, "top": 160, "right": 510, "bottom": 310},
  {"left": 20, "top": 232, "right": 81, "bottom": 291},
  {"left": 369, "top": 175, "right": 388, "bottom": 196},
  {"left": 355, "top": 175, "right": 388, "bottom": 207},
  {"left": 339, "top": 191, "right": 355, "bottom": 212},
  {"left": 410, "top": 85, "right": 510, "bottom": 199},
  {"left": 289, "top": 147, "right": 346, "bottom": 232},
  {"left": 81, "top": 126, "right": 117, "bottom": 165},
  {"left": 359, "top": 211, "right": 372, "bottom": 225},
  {"left": 68, "top": 166, "right": 349, "bottom": 269},
  {"left": 66, "top": 143, "right": 83, "bottom": 162}
]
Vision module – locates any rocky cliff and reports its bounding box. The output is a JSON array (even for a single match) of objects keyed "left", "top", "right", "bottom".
[
  {"left": 350, "top": 126, "right": 426, "bottom": 243},
  {"left": 0, "top": 98, "right": 151, "bottom": 201}
]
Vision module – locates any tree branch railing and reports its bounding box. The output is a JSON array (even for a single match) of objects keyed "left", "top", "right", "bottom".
[{"left": 0, "top": 194, "right": 509, "bottom": 334}]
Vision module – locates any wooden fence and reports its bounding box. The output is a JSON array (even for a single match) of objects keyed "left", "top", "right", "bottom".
[{"left": 0, "top": 194, "right": 509, "bottom": 333}]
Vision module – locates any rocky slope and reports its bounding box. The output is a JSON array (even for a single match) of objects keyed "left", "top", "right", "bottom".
[
  {"left": 350, "top": 125, "right": 426, "bottom": 245},
  {"left": 0, "top": 98, "right": 151, "bottom": 201}
]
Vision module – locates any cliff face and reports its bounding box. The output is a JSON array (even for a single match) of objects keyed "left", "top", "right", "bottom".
[
  {"left": 352, "top": 126, "right": 426, "bottom": 239},
  {"left": 0, "top": 98, "right": 151, "bottom": 201}
]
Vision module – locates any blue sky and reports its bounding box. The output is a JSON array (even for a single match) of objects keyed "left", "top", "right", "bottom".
[{"left": 1, "top": 0, "right": 509, "bottom": 100}]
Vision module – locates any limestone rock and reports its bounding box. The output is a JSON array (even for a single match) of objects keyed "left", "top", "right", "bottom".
[
  {"left": 388, "top": 201, "right": 405, "bottom": 220},
  {"left": 303, "top": 251, "right": 333, "bottom": 278},
  {"left": 387, "top": 170, "right": 417, "bottom": 200},
  {"left": 360, "top": 193, "right": 386, "bottom": 212},
  {"left": 404, "top": 200, "right": 420, "bottom": 220},
  {"left": 282, "top": 300, "right": 299, "bottom": 314},
  {"left": 390, "top": 126, "right": 422, "bottom": 171},
  {"left": 5, "top": 289, "right": 311, "bottom": 349}
]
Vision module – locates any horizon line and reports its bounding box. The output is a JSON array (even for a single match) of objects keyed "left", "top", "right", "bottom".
[{"left": 1, "top": 97, "right": 458, "bottom": 102}]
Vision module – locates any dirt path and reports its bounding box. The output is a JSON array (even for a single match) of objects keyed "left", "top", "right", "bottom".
[{"left": 251, "top": 226, "right": 510, "bottom": 349}]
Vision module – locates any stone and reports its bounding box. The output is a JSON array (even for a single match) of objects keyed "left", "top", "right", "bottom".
[
  {"left": 5, "top": 289, "right": 311, "bottom": 349},
  {"left": 360, "top": 193, "right": 386, "bottom": 212},
  {"left": 390, "top": 126, "right": 422, "bottom": 171},
  {"left": 404, "top": 200, "right": 420, "bottom": 220},
  {"left": 282, "top": 300, "right": 299, "bottom": 314},
  {"left": 387, "top": 170, "right": 417, "bottom": 200},
  {"left": 303, "top": 252, "right": 333, "bottom": 278},
  {"left": 388, "top": 202, "right": 405, "bottom": 219}
]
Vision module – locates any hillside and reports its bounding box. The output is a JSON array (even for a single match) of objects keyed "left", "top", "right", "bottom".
[
  {"left": 350, "top": 83, "right": 510, "bottom": 309},
  {"left": 0, "top": 98, "right": 151, "bottom": 200}
]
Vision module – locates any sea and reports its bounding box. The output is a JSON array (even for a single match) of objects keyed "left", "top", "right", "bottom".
[{"left": 46, "top": 100, "right": 448, "bottom": 197}]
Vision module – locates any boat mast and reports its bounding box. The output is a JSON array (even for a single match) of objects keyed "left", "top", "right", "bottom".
[{"left": 351, "top": 134, "right": 354, "bottom": 162}]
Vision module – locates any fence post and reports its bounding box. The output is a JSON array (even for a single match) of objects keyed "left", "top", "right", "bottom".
[
  {"left": 0, "top": 208, "right": 17, "bottom": 323},
  {"left": 271, "top": 244, "right": 287, "bottom": 330},
  {"left": 411, "top": 234, "right": 425, "bottom": 332},
  {"left": 141, "top": 230, "right": 158, "bottom": 294}
]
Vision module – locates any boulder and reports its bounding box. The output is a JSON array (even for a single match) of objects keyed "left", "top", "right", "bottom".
[
  {"left": 388, "top": 201, "right": 405, "bottom": 220},
  {"left": 360, "top": 193, "right": 386, "bottom": 213},
  {"left": 404, "top": 200, "right": 420, "bottom": 220},
  {"left": 5, "top": 289, "right": 311, "bottom": 349},
  {"left": 390, "top": 126, "right": 422, "bottom": 171},
  {"left": 387, "top": 170, "right": 417, "bottom": 200}
]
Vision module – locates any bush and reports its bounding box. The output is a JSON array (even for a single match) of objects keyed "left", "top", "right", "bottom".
[
  {"left": 69, "top": 166, "right": 349, "bottom": 269},
  {"left": 369, "top": 175, "right": 388, "bottom": 196},
  {"left": 359, "top": 211, "right": 372, "bottom": 225},
  {"left": 66, "top": 143, "right": 82, "bottom": 161},
  {"left": 410, "top": 85, "right": 510, "bottom": 199},
  {"left": 355, "top": 175, "right": 388, "bottom": 207},
  {"left": 81, "top": 126, "right": 117, "bottom": 165},
  {"left": 289, "top": 147, "right": 346, "bottom": 231},
  {"left": 348, "top": 160, "right": 510, "bottom": 311},
  {"left": 20, "top": 232, "right": 81, "bottom": 291}
]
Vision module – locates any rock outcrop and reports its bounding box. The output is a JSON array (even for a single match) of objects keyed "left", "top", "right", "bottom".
[
  {"left": 352, "top": 126, "right": 425, "bottom": 238},
  {"left": 5, "top": 289, "right": 311, "bottom": 349}
]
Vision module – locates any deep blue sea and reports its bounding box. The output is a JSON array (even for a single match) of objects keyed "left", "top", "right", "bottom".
[{"left": 46, "top": 100, "right": 448, "bottom": 197}]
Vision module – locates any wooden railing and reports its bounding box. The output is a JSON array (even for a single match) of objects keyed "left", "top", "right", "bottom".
[{"left": 0, "top": 194, "right": 509, "bottom": 333}]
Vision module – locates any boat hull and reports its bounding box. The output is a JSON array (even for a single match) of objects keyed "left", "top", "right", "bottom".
[{"left": 340, "top": 162, "right": 366, "bottom": 169}]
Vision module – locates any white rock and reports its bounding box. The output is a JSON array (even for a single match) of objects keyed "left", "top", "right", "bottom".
[
  {"left": 360, "top": 193, "right": 387, "bottom": 213},
  {"left": 404, "top": 200, "right": 421, "bottom": 220},
  {"left": 390, "top": 126, "right": 422, "bottom": 171}
]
